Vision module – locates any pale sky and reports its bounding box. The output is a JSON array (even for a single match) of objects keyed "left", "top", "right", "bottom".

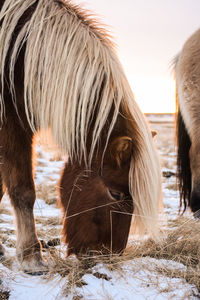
[{"left": 73, "top": 0, "right": 200, "bottom": 113}]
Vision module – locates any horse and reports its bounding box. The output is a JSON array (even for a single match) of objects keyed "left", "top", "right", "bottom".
[
  {"left": 175, "top": 28, "right": 200, "bottom": 216},
  {"left": 0, "top": 0, "right": 161, "bottom": 272}
]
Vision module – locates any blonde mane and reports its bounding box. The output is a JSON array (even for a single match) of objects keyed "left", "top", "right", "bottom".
[
  {"left": 0, "top": 0, "right": 161, "bottom": 237},
  {"left": 121, "top": 93, "right": 162, "bottom": 238}
]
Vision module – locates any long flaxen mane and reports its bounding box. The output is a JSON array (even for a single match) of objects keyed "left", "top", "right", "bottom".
[{"left": 0, "top": 0, "right": 161, "bottom": 237}]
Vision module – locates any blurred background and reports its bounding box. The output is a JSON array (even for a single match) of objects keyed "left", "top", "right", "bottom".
[{"left": 73, "top": 0, "right": 200, "bottom": 113}]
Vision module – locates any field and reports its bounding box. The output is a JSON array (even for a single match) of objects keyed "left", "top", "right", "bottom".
[{"left": 0, "top": 114, "right": 199, "bottom": 299}]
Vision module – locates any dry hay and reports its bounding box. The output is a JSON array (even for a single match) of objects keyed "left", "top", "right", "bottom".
[
  {"left": 126, "top": 217, "right": 200, "bottom": 266},
  {"left": 0, "top": 289, "right": 9, "bottom": 300},
  {"left": 124, "top": 217, "right": 200, "bottom": 292},
  {"left": 44, "top": 216, "right": 200, "bottom": 295},
  {"left": 36, "top": 183, "right": 58, "bottom": 205},
  {"left": 0, "top": 214, "right": 199, "bottom": 296}
]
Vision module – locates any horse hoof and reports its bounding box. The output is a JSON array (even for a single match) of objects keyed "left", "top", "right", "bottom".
[{"left": 20, "top": 257, "right": 48, "bottom": 274}]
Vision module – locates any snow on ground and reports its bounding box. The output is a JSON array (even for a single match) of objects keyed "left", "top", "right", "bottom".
[
  {"left": 0, "top": 114, "right": 199, "bottom": 299},
  {"left": 78, "top": 259, "right": 195, "bottom": 300}
]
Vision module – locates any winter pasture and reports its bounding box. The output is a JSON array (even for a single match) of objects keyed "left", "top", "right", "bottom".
[{"left": 0, "top": 113, "right": 199, "bottom": 299}]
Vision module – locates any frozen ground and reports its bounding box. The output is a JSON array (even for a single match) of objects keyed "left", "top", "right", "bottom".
[{"left": 0, "top": 114, "right": 199, "bottom": 299}]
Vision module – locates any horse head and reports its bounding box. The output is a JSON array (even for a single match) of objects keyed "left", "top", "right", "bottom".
[{"left": 59, "top": 135, "right": 134, "bottom": 256}]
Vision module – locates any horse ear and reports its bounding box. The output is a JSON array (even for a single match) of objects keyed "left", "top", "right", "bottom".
[
  {"left": 151, "top": 130, "right": 157, "bottom": 138},
  {"left": 110, "top": 136, "right": 133, "bottom": 167}
]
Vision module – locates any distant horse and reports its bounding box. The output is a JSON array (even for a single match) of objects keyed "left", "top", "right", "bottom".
[
  {"left": 175, "top": 29, "right": 200, "bottom": 216},
  {"left": 0, "top": 0, "right": 161, "bottom": 272}
]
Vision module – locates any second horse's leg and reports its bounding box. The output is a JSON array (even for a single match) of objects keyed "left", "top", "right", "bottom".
[
  {"left": 0, "top": 118, "right": 46, "bottom": 272},
  {"left": 0, "top": 173, "right": 5, "bottom": 257}
]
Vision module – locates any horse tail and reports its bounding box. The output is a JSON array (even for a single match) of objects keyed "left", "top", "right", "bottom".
[{"left": 176, "top": 86, "right": 191, "bottom": 211}]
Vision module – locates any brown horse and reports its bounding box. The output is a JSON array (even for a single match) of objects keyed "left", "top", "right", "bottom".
[
  {"left": 0, "top": 0, "right": 161, "bottom": 272},
  {"left": 175, "top": 29, "right": 200, "bottom": 217}
]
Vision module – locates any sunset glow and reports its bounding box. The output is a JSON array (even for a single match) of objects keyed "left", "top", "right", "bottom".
[
  {"left": 73, "top": 0, "right": 200, "bottom": 113},
  {"left": 127, "top": 76, "right": 176, "bottom": 113}
]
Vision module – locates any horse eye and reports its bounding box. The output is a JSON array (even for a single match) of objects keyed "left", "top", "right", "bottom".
[{"left": 109, "top": 189, "right": 123, "bottom": 201}]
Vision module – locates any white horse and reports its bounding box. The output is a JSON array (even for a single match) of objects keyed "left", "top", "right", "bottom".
[{"left": 175, "top": 28, "right": 200, "bottom": 216}]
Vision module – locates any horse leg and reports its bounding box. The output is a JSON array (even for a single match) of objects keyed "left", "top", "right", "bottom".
[
  {"left": 0, "top": 173, "right": 6, "bottom": 257},
  {"left": 178, "top": 90, "right": 200, "bottom": 214},
  {"left": 0, "top": 174, "right": 5, "bottom": 201},
  {"left": 178, "top": 103, "right": 200, "bottom": 214},
  {"left": 0, "top": 118, "right": 46, "bottom": 272},
  {"left": 189, "top": 141, "right": 200, "bottom": 215}
]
